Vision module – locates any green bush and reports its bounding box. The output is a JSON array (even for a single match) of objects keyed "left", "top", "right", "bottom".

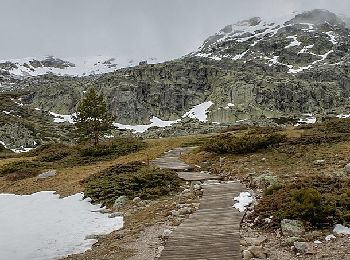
[
  {"left": 279, "top": 188, "right": 336, "bottom": 226},
  {"left": 33, "top": 143, "right": 75, "bottom": 162},
  {"left": 79, "top": 137, "right": 146, "bottom": 158},
  {"left": 255, "top": 176, "right": 350, "bottom": 227},
  {"left": 0, "top": 161, "right": 43, "bottom": 181},
  {"left": 202, "top": 133, "right": 286, "bottom": 154},
  {"left": 84, "top": 163, "right": 181, "bottom": 206}
]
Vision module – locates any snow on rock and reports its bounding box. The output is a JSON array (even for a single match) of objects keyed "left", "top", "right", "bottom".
[
  {"left": 233, "top": 192, "right": 253, "bottom": 212},
  {"left": 224, "top": 103, "right": 235, "bottom": 109},
  {"left": 333, "top": 224, "right": 350, "bottom": 235},
  {"left": 336, "top": 114, "right": 350, "bottom": 119},
  {"left": 325, "top": 31, "right": 338, "bottom": 44},
  {"left": 325, "top": 234, "right": 336, "bottom": 241},
  {"left": 114, "top": 116, "right": 180, "bottom": 133},
  {"left": 49, "top": 112, "right": 76, "bottom": 123},
  {"left": 0, "top": 191, "right": 123, "bottom": 260},
  {"left": 298, "top": 44, "right": 314, "bottom": 54},
  {"left": 11, "top": 147, "right": 34, "bottom": 153},
  {"left": 285, "top": 35, "right": 302, "bottom": 48},
  {"left": 0, "top": 141, "right": 34, "bottom": 153},
  {"left": 182, "top": 101, "right": 214, "bottom": 122},
  {"left": 10, "top": 98, "right": 24, "bottom": 107},
  {"left": 232, "top": 50, "right": 249, "bottom": 60},
  {"left": 294, "top": 114, "right": 317, "bottom": 126}
]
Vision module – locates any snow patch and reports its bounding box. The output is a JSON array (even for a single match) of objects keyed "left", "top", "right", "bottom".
[
  {"left": 182, "top": 101, "right": 214, "bottom": 122},
  {"left": 49, "top": 112, "right": 76, "bottom": 123},
  {"left": 232, "top": 50, "right": 249, "bottom": 60},
  {"left": 114, "top": 116, "right": 180, "bottom": 134},
  {"left": 336, "top": 114, "right": 350, "bottom": 119},
  {"left": 295, "top": 114, "right": 317, "bottom": 126},
  {"left": 0, "top": 191, "right": 123, "bottom": 260},
  {"left": 285, "top": 35, "right": 302, "bottom": 48},
  {"left": 333, "top": 224, "right": 350, "bottom": 235},
  {"left": 0, "top": 141, "right": 34, "bottom": 153},
  {"left": 224, "top": 103, "right": 235, "bottom": 109},
  {"left": 233, "top": 192, "right": 253, "bottom": 212},
  {"left": 298, "top": 44, "right": 314, "bottom": 54},
  {"left": 325, "top": 234, "right": 336, "bottom": 241},
  {"left": 114, "top": 101, "right": 214, "bottom": 133},
  {"left": 0, "top": 56, "right": 159, "bottom": 77},
  {"left": 325, "top": 31, "right": 338, "bottom": 44}
]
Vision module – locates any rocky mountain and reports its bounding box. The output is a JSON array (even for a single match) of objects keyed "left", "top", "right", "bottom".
[{"left": 1, "top": 9, "right": 350, "bottom": 148}]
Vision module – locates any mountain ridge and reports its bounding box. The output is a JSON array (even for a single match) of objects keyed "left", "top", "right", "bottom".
[{"left": 1, "top": 9, "right": 350, "bottom": 148}]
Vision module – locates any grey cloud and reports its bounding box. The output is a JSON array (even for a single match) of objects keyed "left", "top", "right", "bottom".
[{"left": 0, "top": 0, "right": 349, "bottom": 60}]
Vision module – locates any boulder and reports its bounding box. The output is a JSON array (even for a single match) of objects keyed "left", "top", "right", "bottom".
[
  {"left": 344, "top": 163, "right": 350, "bottom": 174},
  {"left": 178, "top": 207, "right": 193, "bottom": 215},
  {"left": 252, "top": 173, "right": 278, "bottom": 188},
  {"left": 133, "top": 197, "right": 141, "bottom": 203},
  {"left": 247, "top": 245, "right": 268, "bottom": 259},
  {"left": 314, "top": 160, "right": 325, "bottom": 166},
  {"left": 281, "top": 219, "right": 305, "bottom": 237},
  {"left": 108, "top": 212, "right": 123, "bottom": 218},
  {"left": 37, "top": 170, "right": 56, "bottom": 179},
  {"left": 113, "top": 196, "right": 128, "bottom": 209},
  {"left": 242, "top": 249, "right": 254, "bottom": 260},
  {"left": 293, "top": 242, "right": 309, "bottom": 254}
]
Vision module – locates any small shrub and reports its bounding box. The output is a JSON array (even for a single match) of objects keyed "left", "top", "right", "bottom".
[
  {"left": 220, "top": 125, "right": 249, "bottom": 133},
  {"left": 34, "top": 143, "right": 75, "bottom": 162},
  {"left": 83, "top": 163, "right": 181, "bottom": 206},
  {"left": 0, "top": 161, "right": 43, "bottom": 181},
  {"left": 254, "top": 176, "right": 350, "bottom": 228},
  {"left": 264, "top": 183, "right": 283, "bottom": 195},
  {"left": 247, "top": 126, "right": 282, "bottom": 135},
  {"left": 279, "top": 188, "right": 336, "bottom": 226},
  {"left": 202, "top": 133, "right": 286, "bottom": 154}
]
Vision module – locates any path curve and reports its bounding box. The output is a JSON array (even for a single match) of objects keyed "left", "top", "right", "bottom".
[{"left": 153, "top": 148, "right": 246, "bottom": 260}]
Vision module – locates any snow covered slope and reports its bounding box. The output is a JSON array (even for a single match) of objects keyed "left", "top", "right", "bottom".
[
  {"left": 0, "top": 55, "right": 158, "bottom": 77},
  {"left": 190, "top": 9, "right": 350, "bottom": 74}
]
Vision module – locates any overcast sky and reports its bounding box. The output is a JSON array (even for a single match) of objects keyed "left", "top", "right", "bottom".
[{"left": 1, "top": 0, "right": 349, "bottom": 60}]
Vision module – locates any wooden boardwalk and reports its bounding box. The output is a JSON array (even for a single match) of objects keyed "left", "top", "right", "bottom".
[
  {"left": 160, "top": 182, "right": 245, "bottom": 260},
  {"left": 154, "top": 148, "right": 246, "bottom": 260},
  {"left": 152, "top": 147, "right": 194, "bottom": 170}
]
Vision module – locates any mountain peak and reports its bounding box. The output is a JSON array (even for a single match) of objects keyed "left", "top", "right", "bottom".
[
  {"left": 190, "top": 9, "right": 350, "bottom": 74},
  {"left": 287, "top": 9, "right": 346, "bottom": 27}
]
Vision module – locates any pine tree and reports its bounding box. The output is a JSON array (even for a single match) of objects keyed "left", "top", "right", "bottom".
[{"left": 73, "top": 88, "right": 116, "bottom": 146}]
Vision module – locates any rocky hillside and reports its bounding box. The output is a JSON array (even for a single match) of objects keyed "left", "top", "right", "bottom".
[{"left": 1, "top": 9, "right": 350, "bottom": 147}]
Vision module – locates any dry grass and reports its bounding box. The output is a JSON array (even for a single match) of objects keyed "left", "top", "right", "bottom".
[
  {"left": 184, "top": 128, "right": 350, "bottom": 182},
  {"left": 0, "top": 135, "right": 198, "bottom": 196}
]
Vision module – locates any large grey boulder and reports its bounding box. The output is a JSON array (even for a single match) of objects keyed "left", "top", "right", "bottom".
[
  {"left": 281, "top": 219, "right": 305, "bottom": 237},
  {"left": 37, "top": 170, "right": 57, "bottom": 179}
]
